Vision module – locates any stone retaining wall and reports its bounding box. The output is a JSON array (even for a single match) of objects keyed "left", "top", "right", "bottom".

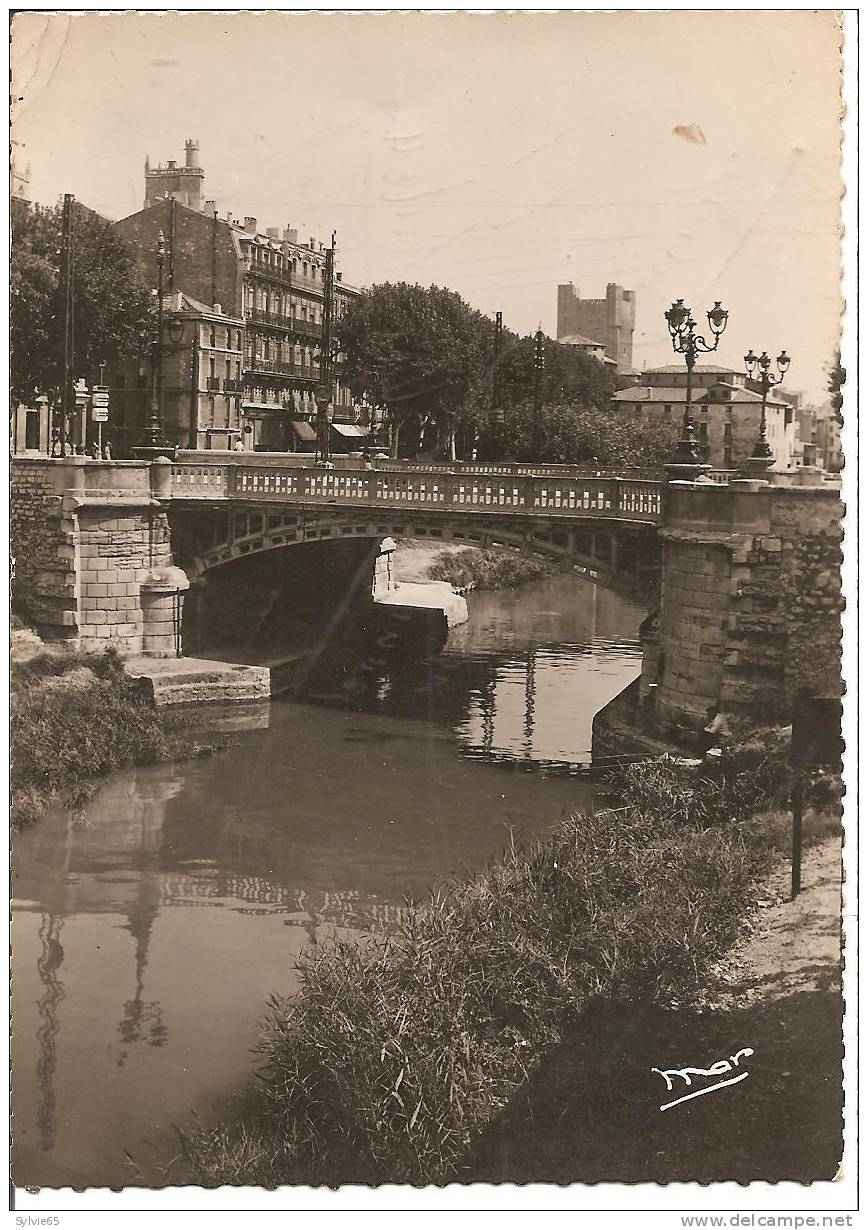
[{"left": 657, "top": 481, "right": 843, "bottom": 729}]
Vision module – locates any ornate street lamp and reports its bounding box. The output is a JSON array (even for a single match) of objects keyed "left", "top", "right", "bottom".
[
  {"left": 664, "top": 298, "right": 728, "bottom": 479},
  {"left": 743, "top": 347, "right": 790, "bottom": 474},
  {"left": 133, "top": 231, "right": 176, "bottom": 460}
]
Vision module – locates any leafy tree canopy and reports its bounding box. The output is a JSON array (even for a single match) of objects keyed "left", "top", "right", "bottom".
[
  {"left": 498, "top": 400, "right": 679, "bottom": 468},
  {"left": 339, "top": 281, "right": 619, "bottom": 458},
  {"left": 11, "top": 197, "right": 153, "bottom": 404}
]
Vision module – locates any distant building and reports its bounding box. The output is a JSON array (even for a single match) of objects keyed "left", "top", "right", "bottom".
[
  {"left": 611, "top": 364, "right": 796, "bottom": 470},
  {"left": 11, "top": 140, "right": 30, "bottom": 203},
  {"left": 116, "top": 141, "right": 362, "bottom": 451},
  {"left": 108, "top": 292, "right": 245, "bottom": 453},
  {"left": 555, "top": 332, "right": 616, "bottom": 368},
  {"left": 556, "top": 282, "right": 635, "bottom": 373},
  {"left": 144, "top": 140, "right": 204, "bottom": 211}
]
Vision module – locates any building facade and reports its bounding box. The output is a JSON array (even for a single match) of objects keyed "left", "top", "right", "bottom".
[
  {"left": 555, "top": 332, "right": 616, "bottom": 368},
  {"left": 556, "top": 282, "right": 636, "bottom": 373},
  {"left": 115, "top": 141, "right": 362, "bottom": 452},
  {"left": 107, "top": 293, "right": 245, "bottom": 453},
  {"left": 611, "top": 365, "right": 796, "bottom": 471}
]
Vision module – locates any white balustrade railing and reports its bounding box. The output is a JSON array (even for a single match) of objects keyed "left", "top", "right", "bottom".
[{"left": 170, "top": 461, "right": 663, "bottom": 522}]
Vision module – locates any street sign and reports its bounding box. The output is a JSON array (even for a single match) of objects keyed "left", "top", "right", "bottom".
[{"left": 91, "top": 385, "right": 110, "bottom": 422}]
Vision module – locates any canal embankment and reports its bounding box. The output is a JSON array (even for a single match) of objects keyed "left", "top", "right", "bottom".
[
  {"left": 10, "top": 625, "right": 223, "bottom": 830},
  {"left": 174, "top": 733, "right": 841, "bottom": 1188}
]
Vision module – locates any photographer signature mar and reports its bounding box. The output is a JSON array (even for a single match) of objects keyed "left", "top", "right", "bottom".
[{"left": 652, "top": 1047, "right": 754, "bottom": 1111}]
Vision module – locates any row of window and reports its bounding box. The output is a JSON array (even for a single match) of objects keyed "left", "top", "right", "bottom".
[
  {"left": 202, "top": 325, "right": 243, "bottom": 351},
  {"left": 248, "top": 249, "right": 326, "bottom": 282}
]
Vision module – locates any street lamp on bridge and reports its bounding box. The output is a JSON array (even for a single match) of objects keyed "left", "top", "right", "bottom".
[
  {"left": 743, "top": 347, "right": 790, "bottom": 475},
  {"left": 133, "top": 230, "right": 176, "bottom": 461},
  {"left": 663, "top": 298, "right": 728, "bottom": 479}
]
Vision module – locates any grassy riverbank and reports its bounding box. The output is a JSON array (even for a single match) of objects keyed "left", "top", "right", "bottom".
[
  {"left": 427, "top": 546, "right": 560, "bottom": 591},
  {"left": 174, "top": 732, "right": 840, "bottom": 1187},
  {"left": 11, "top": 629, "right": 219, "bottom": 830},
  {"left": 392, "top": 538, "right": 559, "bottom": 591}
]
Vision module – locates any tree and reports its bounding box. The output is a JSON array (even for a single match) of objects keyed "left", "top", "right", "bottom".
[
  {"left": 339, "top": 282, "right": 492, "bottom": 458},
  {"left": 499, "top": 400, "right": 678, "bottom": 468},
  {"left": 827, "top": 350, "right": 845, "bottom": 423},
  {"left": 11, "top": 197, "right": 154, "bottom": 405},
  {"left": 340, "top": 282, "right": 621, "bottom": 461}
]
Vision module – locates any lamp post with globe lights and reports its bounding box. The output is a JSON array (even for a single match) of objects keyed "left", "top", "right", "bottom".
[
  {"left": 743, "top": 347, "right": 790, "bottom": 475},
  {"left": 663, "top": 298, "right": 728, "bottom": 479},
  {"left": 133, "top": 230, "right": 176, "bottom": 460}
]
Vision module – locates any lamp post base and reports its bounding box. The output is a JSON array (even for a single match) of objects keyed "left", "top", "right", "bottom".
[{"left": 664, "top": 461, "right": 712, "bottom": 482}]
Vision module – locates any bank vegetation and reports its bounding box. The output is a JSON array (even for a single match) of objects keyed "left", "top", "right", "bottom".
[
  {"left": 176, "top": 731, "right": 839, "bottom": 1187},
  {"left": 11, "top": 631, "right": 219, "bottom": 830}
]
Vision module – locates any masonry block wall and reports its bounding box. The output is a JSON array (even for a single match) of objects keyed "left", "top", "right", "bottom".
[
  {"left": 556, "top": 282, "right": 636, "bottom": 371},
  {"left": 11, "top": 459, "right": 187, "bottom": 657},
  {"left": 116, "top": 198, "right": 242, "bottom": 316},
  {"left": 11, "top": 460, "right": 78, "bottom": 638},
  {"left": 656, "top": 481, "right": 843, "bottom": 729}
]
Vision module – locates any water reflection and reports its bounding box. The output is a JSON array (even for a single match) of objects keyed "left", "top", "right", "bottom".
[{"left": 12, "top": 573, "right": 643, "bottom": 1188}]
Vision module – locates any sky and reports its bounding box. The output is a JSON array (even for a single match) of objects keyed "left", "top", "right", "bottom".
[{"left": 11, "top": 10, "right": 844, "bottom": 402}]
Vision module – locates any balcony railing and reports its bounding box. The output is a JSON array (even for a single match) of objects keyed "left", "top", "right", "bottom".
[
  {"left": 246, "top": 357, "right": 320, "bottom": 381},
  {"left": 247, "top": 308, "right": 325, "bottom": 339},
  {"left": 205, "top": 376, "right": 222, "bottom": 392},
  {"left": 224, "top": 378, "right": 243, "bottom": 393},
  {"left": 246, "top": 262, "right": 293, "bottom": 288},
  {"left": 288, "top": 316, "right": 322, "bottom": 339}
]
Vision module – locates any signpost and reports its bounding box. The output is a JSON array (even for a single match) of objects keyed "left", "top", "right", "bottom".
[
  {"left": 789, "top": 695, "right": 843, "bottom": 899},
  {"left": 91, "top": 385, "right": 110, "bottom": 456}
]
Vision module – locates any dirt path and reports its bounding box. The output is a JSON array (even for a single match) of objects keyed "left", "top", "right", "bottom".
[
  {"left": 469, "top": 836, "right": 844, "bottom": 1185},
  {"left": 392, "top": 538, "right": 468, "bottom": 583}
]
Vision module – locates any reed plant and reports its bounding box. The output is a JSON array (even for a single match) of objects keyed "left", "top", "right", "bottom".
[{"left": 181, "top": 776, "right": 781, "bottom": 1187}]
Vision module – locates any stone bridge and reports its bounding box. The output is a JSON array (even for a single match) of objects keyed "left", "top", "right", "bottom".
[{"left": 11, "top": 452, "right": 842, "bottom": 728}]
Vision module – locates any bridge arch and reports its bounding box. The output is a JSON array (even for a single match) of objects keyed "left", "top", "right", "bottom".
[{"left": 168, "top": 504, "right": 657, "bottom": 596}]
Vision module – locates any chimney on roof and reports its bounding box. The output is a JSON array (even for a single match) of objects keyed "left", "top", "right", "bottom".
[
  {"left": 205, "top": 199, "right": 216, "bottom": 214},
  {"left": 266, "top": 227, "right": 279, "bottom": 238},
  {"left": 285, "top": 227, "right": 297, "bottom": 244},
  {"left": 244, "top": 216, "right": 257, "bottom": 233},
  {"left": 213, "top": 303, "right": 222, "bottom": 314},
  {"left": 185, "top": 138, "right": 199, "bottom": 169},
  {"left": 226, "top": 211, "right": 233, "bottom": 224},
  {"left": 309, "top": 236, "right": 316, "bottom": 249},
  {"left": 167, "top": 160, "right": 176, "bottom": 170}
]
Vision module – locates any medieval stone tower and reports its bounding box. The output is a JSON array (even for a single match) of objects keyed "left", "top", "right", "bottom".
[
  {"left": 556, "top": 282, "right": 636, "bottom": 374},
  {"left": 144, "top": 139, "right": 204, "bottom": 211}
]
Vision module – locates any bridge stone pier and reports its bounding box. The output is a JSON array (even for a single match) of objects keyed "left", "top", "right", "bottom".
[
  {"left": 11, "top": 457, "right": 188, "bottom": 657},
  {"left": 651, "top": 473, "right": 843, "bottom": 730}
]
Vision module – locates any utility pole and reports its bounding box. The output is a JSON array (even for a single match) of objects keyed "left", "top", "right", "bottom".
[
  {"left": 491, "top": 310, "right": 503, "bottom": 460},
  {"left": 533, "top": 326, "right": 545, "bottom": 460},
  {"left": 59, "top": 194, "right": 75, "bottom": 450},
  {"left": 316, "top": 231, "right": 337, "bottom": 463}
]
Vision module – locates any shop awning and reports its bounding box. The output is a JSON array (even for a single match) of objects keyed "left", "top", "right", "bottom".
[
  {"left": 241, "top": 402, "right": 286, "bottom": 415},
  {"left": 331, "top": 423, "right": 370, "bottom": 438},
  {"left": 291, "top": 420, "right": 317, "bottom": 441}
]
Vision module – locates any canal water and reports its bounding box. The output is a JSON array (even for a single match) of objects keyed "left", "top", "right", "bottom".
[{"left": 11, "top": 573, "right": 643, "bottom": 1189}]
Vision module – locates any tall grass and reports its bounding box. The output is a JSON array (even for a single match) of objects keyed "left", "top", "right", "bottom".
[
  {"left": 180, "top": 764, "right": 788, "bottom": 1187},
  {"left": 11, "top": 646, "right": 218, "bottom": 830},
  {"left": 427, "top": 547, "right": 560, "bottom": 591}
]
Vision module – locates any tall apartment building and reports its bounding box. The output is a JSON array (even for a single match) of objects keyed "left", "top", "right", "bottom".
[
  {"left": 116, "top": 141, "right": 362, "bottom": 451},
  {"left": 556, "top": 282, "right": 636, "bottom": 373}
]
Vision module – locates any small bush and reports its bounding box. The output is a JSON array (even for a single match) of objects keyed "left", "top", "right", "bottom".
[
  {"left": 10, "top": 645, "right": 219, "bottom": 830},
  {"left": 428, "top": 547, "right": 560, "bottom": 591}
]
